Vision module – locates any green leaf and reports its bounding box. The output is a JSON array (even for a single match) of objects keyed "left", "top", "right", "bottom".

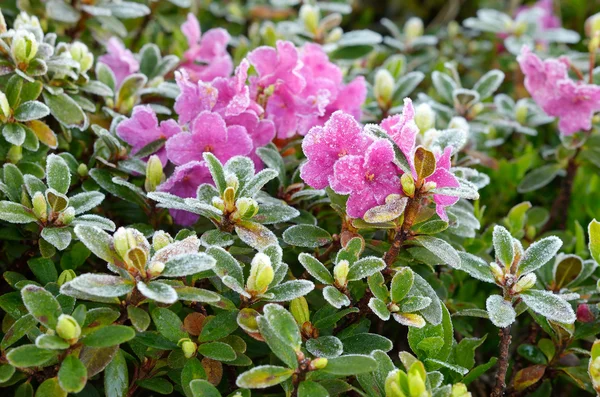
[
  {"left": 347, "top": 256, "right": 386, "bottom": 281},
  {"left": 69, "top": 191, "right": 105, "bottom": 215},
  {"left": 486, "top": 295, "right": 515, "bottom": 328},
  {"left": 137, "top": 281, "right": 177, "bottom": 304},
  {"left": 283, "top": 225, "right": 332, "bottom": 248},
  {"left": 413, "top": 236, "right": 461, "bottom": 269},
  {"left": 27, "top": 257, "right": 58, "bottom": 284},
  {"left": 407, "top": 303, "right": 453, "bottom": 368},
  {"left": 305, "top": 336, "right": 343, "bottom": 359},
  {"left": 263, "top": 304, "right": 301, "bottom": 351},
  {"left": 341, "top": 333, "right": 393, "bottom": 354},
  {"left": 457, "top": 252, "right": 495, "bottom": 283},
  {"left": 518, "top": 236, "right": 562, "bottom": 275},
  {"left": 235, "top": 221, "right": 278, "bottom": 250},
  {"left": 13, "top": 101, "right": 50, "bottom": 122},
  {"left": 137, "top": 378, "right": 173, "bottom": 394},
  {"left": 127, "top": 306, "right": 151, "bottom": 332},
  {"left": 67, "top": 274, "right": 134, "bottom": 297},
  {"left": 181, "top": 358, "right": 206, "bottom": 397},
  {"left": 36, "top": 334, "right": 70, "bottom": 350},
  {"left": 589, "top": 219, "right": 600, "bottom": 264},
  {"left": 162, "top": 253, "right": 216, "bottom": 277},
  {"left": 322, "top": 355, "right": 379, "bottom": 375},
  {"left": 203, "top": 152, "right": 227, "bottom": 194},
  {"left": 239, "top": 169, "right": 278, "bottom": 198},
  {"left": 58, "top": 355, "right": 87, "bottom": 393},
  {"left": 298, "top": 253, "right": 333, "bottom": 285},
  {"left": 236, "top": 365, "right": 294, "bottom": 389},
  {"left": 517, "top": 164, "right": 563, "bottom": 193},
  {"left": 21, "top": 285, "right": 62, "bottom": 329},
  {"left": 35, "top": 377, "right": 67, "bottom": 397},
  {"left": 2, "top": 123, "right": 26, "bottom": 146},
  {"left": 473, "top": 70, "right": 504, "bottom": 99},
  {"left": 104, "top": 349, "right": 128, "bottom": 397},
  {"left": 0, "top": 364, "right": 15, "bottom": 383},
  {"left": 197, "top": 342, "right": 236, "bottom": 361},
  {"left": 493, "top": 225, "right": 515, "bottom": 268},
  {"left": 517, "top": 344, "right": 547, "bottom": 365},
  {"left": 520, "top": 289, "right": 575, "bottom": 324},
  {"left": 267, "top": 280, "right": 314, "bottom": 302},
  {"left": 391, "top": 267, "right": 414, "bottom": 303},
  {"left": 7, "top": 344, "right": 57, "bottom": 367},
  {"left": 431, "top": 71, "right": 457, "bottom": 104},
  {"left": 42, "top": 92, "right": 86, "bottom": 129},
  {"left": 1, "top": 314, "right": 37, "bottom": 349},
  {"left": 199, "top": 310, "right": 238, "bottom": 342},
  {"left": 82, "top": 326, "right": 135, "bottom": 347},
  {"left": 41, "top": 227, "right": 72, "bottom": 251},
  {"left": 0, "top": 201, "right": 37, "bottom": 224},
  {"left": 298, "top": 381, "right": 329, "bottom": 397},
  {"left": 189, "top": 379, "right": 221, "bottom": 397},
  {"left": 323, "top": 285, "right": 351, "bottom": 309},
  {"left": 151, "top": 307, "right": 187, "bottom": 343},
  {"left": 256, "top": 146, "right": 286, "bottom": 185}
]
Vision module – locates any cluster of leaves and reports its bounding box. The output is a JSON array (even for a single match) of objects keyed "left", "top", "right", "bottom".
[{"left": 0, "top": 1, "right": 599, "bottom": 397}]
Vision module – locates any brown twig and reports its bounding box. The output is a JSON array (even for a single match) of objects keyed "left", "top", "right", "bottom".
[
  {"left": 383, "top": 195, "right": 421, "bottom": 270},
  {"left": 491, "top": 326, "right": 512, "bottom": 397}
]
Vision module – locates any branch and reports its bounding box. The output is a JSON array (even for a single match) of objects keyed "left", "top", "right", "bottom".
[
  {"left": 491, "top": 326, "right": 512, "bottom": 397},
  {"left": 383, "top": 195, "right": 421, "bottom": 270}
]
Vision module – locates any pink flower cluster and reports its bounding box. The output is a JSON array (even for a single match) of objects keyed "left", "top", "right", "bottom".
[
  {"left": 301, "top": 99, "right": 460, "bottom": 220},
  {"left": 518, "top": 47, "right": 600, "bottom": 136},
  {"left": 113, "top": 16, "right": 367, "bottom": 226},
  {"left": 515, "top": 0, "right": 560, "bottom": 31},
  {"left": 98, "top": 38, "right": 140, "bottom": 87}
]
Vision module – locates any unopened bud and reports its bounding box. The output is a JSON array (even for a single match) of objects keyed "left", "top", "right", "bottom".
[
  {"left": 235, "top": 197, "right": 259, "bottom": 219},
  {"left": 333, "top": 259, "right": 349, "bottom": 287},
  {"left": 57, "top": 269, "right": 76, "bottom": 286},
  {"left": 152, "top": 231, "right": 173, "bottom": 251},
  {"left": 404, "top": 17, "right": 424, "bottom": 40},
  {"left": 422, "top": 181, "right": 437, "bottom": 192},
  {"left": 7, "top": 145, "right": 22, "bottom": 163},
  {"left": 388, "top": 303, "right": 400, "bottom": 313},
  {"left": 247, "top": 253, "right": 274, "bottom": 295},
  {"left": 0, "top": 91, "right": 10, "bottom": 119},
  {"left": 513, "top": 273, "right": 536, "bottom": 293},
  {"left": 144, "top": 155, "right": 164, "bottom": 192},
  {"left": 515, "top": 102, "right": 528, "bottom": 125},
  {"left": 147, "top": 261, "right": 165, "bottom": 278},
  {"left": 58, "top": 207, "right": 75, "bottom": 225},
  {"left": 414, "top": 103, "right": 435, "bottom": 133},
  {"left": 77, "top": 163, "right": 88, "bottom": 177},
  {"left": 400, "top": 173, "right": 415, "bottom": 197},
  {"left": 225, "top": 174, "right": 239, "bottom": 192},
  {"left": 11, "top": 30, "right": 38, "bottom": 64},
  {"left": 299, "top": 4, "right": 320, "bottom": 34},
  {"left": 325, "top": 27, "right": 343, "bottom": 43},
  {"left": 407, "top": 362, "right": 427, "bottom": 397},
  {"left": 14, "top": 12, "right": 41, "bottom": 31},
  {"left": 70, "top": 42, "right": 94, "bottom": 73},
  {"left": 113, "top": 227, "right": 148, "bottom": 262},
  {"left": 374, "top": 69, "right": 395, "bottom": 108},
  {"left": 290, "top": 297, "right": 310, "bottom": 326},
  {"left": 223, "top": 186, "right": 236, "bottom": 212},
  {"left": 490, "top": 262, "right": 504, "bottom": 282},
  {"left": 577, "top": 304, "right": 595, "bottom": 323},
  {"left": 384, "top": 369, "right": 406, "bottom": 397},
  {"left": 590, "top": 35, "right": 600, "bottom": 54},
  {"left": 56, "top": 314, "right": 81, "bottom": 342},
  {"left": 448, "top": 21, "right": 460, "bottom": 38},
  {"left": 589, "top": 356, "right": 600, "bottom": 391},
  {"left": 179, "top": 338, "right": 197, "bottom": 359},
  {"left": 451, "top": 383, "right": 471, "bottom": 397},
  {"left": 449, "top": 116, "right": 469, "bottom": 132},
  {"left": 0, "top": 10, "right": 6, "bottom": 33},
  {"left": 586, "top": 13, "right": 600, "bottom": 37},
  {"left": 309, "top": 357, "right": 328, "bottom": 371},
  {"left": 469, "top": 103, "right": 484, "bottom": 118},
  {"left": 32, "top": 191, "right": 47, "bottom": 222},
  {"left": 212, "top": 197, "right": 225, "bottom": 211}
]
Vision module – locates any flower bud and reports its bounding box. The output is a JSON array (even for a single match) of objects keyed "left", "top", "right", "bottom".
[
  {"left": 246, "top": 253, "right": 274, "bottom": 295},
  {"left": 449, "top": 116, "right": 469, "bottom": 132},
  {"left": 400, "top": 173, "right": 415, "bottom": 197},
  {"left": 14, "top": 12, "right": 41, "bottom": 31},
  {"left": 290, "top": 297, "right": 310, "bottom": 326},
  {"left": 179, "top": 338, "right": 197, "bottom": 359},
  {"left": 384, "top": 369, "right": 407, "bottom": 397},
  {"left": 235, "top": 197, "right": 259, "bottom": 219},
  {"left": 388, "top": 303, "right": 400, "bottom": 313},
  {"left": 56, "top": 314, "right": 81, "bottom": 343},
  {"left": 223, "top": 186, "right": 236, "bottom": 212},
  {"left": 144, "top": 155, "right": 164, "bottom": 192},
  {"left": 212, "top": 197, "right": 225, "bottom": 211},
  {"left": 404, "top": 17, "right": 424, "bottom": 40},
  {"left": 325, "top": 27, "right": 343, "bottom": 43},
  {"left": 77, "top": 163, "right": 88, "bottom": 177},
  {"left": 32, "top": 191, "right": 47, "bottom": 222},
  {"left": 147, "top": 261, "right": 165, "bottom": 278},
  {"left": 152, "top": 231, "right": 173, "bottom": 251},
  {"left": 309, "top": 357, "right": 328, "bottom": 371},
  {"left": 589, "top": 354, "right": 600, "bottom": 392},
  {"left": 11, "top": 30, "right": 38, "bottom": 64},
  {"left": 57, "top": 269, "right": 76, "bottom": 286},
  {"left": 515, "top": 102, "right": 528, "bottom": 125},
  {"left": 576, "top": 303, "right": 596, "bottom": 323},
  {"left": 407, "top": 362, "right": 427, "bottom": 397},
  {"left": 113, "top": 227, "right": 148, "bottom": 262},
  {"left": 513, "top": 273, "right": 536, "bottom": 293},
  {"left": 333, "top": 259, "right": 349, "bottom": 287},
  {"left": 374, "top": 69, "right": 395, "bottom": 108},
  {"left": 58, "top": 206, "right": 75, "bottom": 225},
  {"left": 586, "top": 13, "right": 600, "bottom": 37},
  {"left": 490, "top": 262, "right": 504, "bottom": 282},
  {"left": 469, "top": 103, "right": 484, "bottom": 118},
  {"left": 422, "top": 181, "right": 437, "bottom": 192},
  {"left": 451, "top": 383, "right": 471, "bottom": 397},
  {"left": 414, "top": 103, "right": 435, "bottom": 133},
  {"left": 7, "top": 144, "right": 22, "bottom": 163},
  {"left": 0, "top": 91, "right": 10, "bottom": 119},
  {"left": 299, "top": 4, "right": 320, "bottom": 34},
  {"left": 590, "top": 35, "right": 600, "bottom": 54},
  {"left": 70, "top": 42, "right": 94, "bottom": 73}
]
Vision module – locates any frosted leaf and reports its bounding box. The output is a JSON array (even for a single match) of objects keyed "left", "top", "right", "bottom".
[
  {"left": 393, "top": 312, "right": 426, "bottom": 328},
  {"left": 239, "top": 169, "right": 279, "bottom": 198},
  {"left": 0, "top": 201, "right": 38, "bottom": 224},
  {"left": 263, "top": 304, "right": 301, "bottom": 351},
  {"left": 222, "top": 275, "right": 250, "bottom": 298},
  {"left": 270, "top": 262, "right": 288, "bottom": 287},
  {"left": 224, "top": 156, "right": 255, "bottom": 191},
  {"left": 68, "top": 191, "right": 105, "bottom": 215},
  {"left": 183, "top": 198, "right": 223, "bottom": 219},
  {"left": 347, "top": 256, "right": 386, "bottom": 281},
  {"left": 414, "top": 236, "right": 461, "bottom": 269},
  {"left": 368, "top": 297, "right": 390, "bottom": 321},
  {"left": 399, "top": 296, "right": 432, "bottom": 313},
  {"left": 266, "top": 280, "right": 314, "bottom": 302},
  {"left": 323, "top": 285, "right": 351, "bottom": 309},
  {"left": 71, "top": 215, "right": 116, "bottom": 231},
  {"left": 363, "top": 194, "right": 407, "bottom": 223},
  {"left": 457, "top": 252, "right": 495, "bottom": 283},
  {"left": 518, "top": 236, "right": 562, "bottom": 275},
  {"left": 235, "top": 221, "right": 278, "bottom": 250},
  {"left": 520, "top": 289, "right": 576, "bottom": 324},
  {"left": 161, "top": 252, "right": 215, "bottom": 277},
  {"left": 425, "top": 359, "right": 469, "bottom": 375},
  {"left": 137, "top": 281, "right": 178, "bottom": 304},
  {"left": 151, "top": 235, "right": 200, "bottom": 264},
  {"left": 200, "top": 229, "right": 234, "bottom": 248},
  {"left": 207, "top": 246, "right": 245, "bottom": 286},
  {"left": 173, "top": 286, "right": 221, "bottom": 303},
  {"left": 486, "top": 295, "right": 515, "bottom": 328},
  {"left": 282, "top": 225, "right": 332, "bottom": 248},
  {"left": 67, "top": 273, "right": 134, "bottom": 297},
  {"left": 59, "top": 283, "right": 121, "bottom": 304},
  {"left": 263, "top": 244, "right": 283, "bottom": 268},
  {"left": 253, "top": 201, "right": 300, "bottom": 225},
  {"left": 429, "top": 128, "right": 467, "bottom": 155},
  {"left": 410, "top": 274, "right": 442, "bottom": 325},
  {"left": 493, "top": 225, "right": 514, "bottom": 267},
  {"left": 431, "top": 177, "right": 480, "bottom": 200},
  {"left": 46, "top": 154, "right": 71, "bottom": 194},
  {"left": 41, "top": 227, "right": 72, "bottom": 250},
  {"left": 298, "top": 253, "right": 333, "bottom": 285},
  {"left": 391, "top": 267, "right": 414, "bottom": 303},
  {"left": 306, "top": 336, "right": 343, "bottom": 358},
  {"left": 235, "top": 365, "right": 293, "bottom": 389},
  {"left": 340, "top": 333, "right": 393, "bottom": 354}
]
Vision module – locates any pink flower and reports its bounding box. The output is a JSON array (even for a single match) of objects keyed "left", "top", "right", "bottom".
[
  {"left": 516, "top": 0, "right": 560, "bottom": 31},
  {"left": 518, "top": 47, "right": 600, "bottom": 135},
  {"left": 166, "top": 111, "right": 252, "bottom": 166},
  {"left": 98, "top": 38, "right": 139, "bottom": 87},
  {"left": 212, "top": 59, "right": 262, "bottom": 117},
  {"left": 323, "top": 76, "right": 367, "bottom": 123},
  {"left": 224, "top": 112, "right": 275, "bottom": 169},
  {"left": 331, "top": 139, "right": 402, "bottom": 218},
  {"left": 180, "top": 13, "right": 233, "bottom": 82},
  {"left": 157, "top": 161, "right": 212, "bottom": 226},
  {"left": 300, "top": 111, "right": 373, "bottom": 190},
  {"left": 174, "top": 70, "right": 218, "bottom": 125},
  {"left": 381, "top": 98, "right": 419, "bottom": 160},
  {"left": 426, "top": 147, "right": 460, "bottom": 221},
  {"left": 116, "top": 105, "right": 181, "bottom": 165},
  {"left": 248, "top": 40, "right": 306, "bottom": 93}
]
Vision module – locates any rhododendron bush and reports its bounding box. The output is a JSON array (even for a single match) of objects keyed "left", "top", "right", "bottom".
[{"left": 1, "top": 0, "right": 600, "bottom": 396}]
